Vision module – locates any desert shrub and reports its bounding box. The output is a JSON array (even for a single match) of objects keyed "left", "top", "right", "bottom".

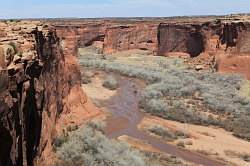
[
  {"left": 224, "top": 150, "right": 250, "bottom": 162},
  {"left": 176, "top": 141, "right": 185, "bottom": 148},
  {"left": 79, "top": 51, "right": 250, "bottom": 139},
  {"left": 142, "top": 99, "right": 168, "bottom": 114},
  {"left": 81, "top": 76, "right": 91, "bottom": 84},
  {"left": 103, "top": 75, "right": 119, "bottom": 90},
  {"left": 141, "top": 98, "right": 218, "bottom": 126},
  {"left": 148, "top": 125, "right": 177, "bottom": 141},
  {"left": 66, "top": 125, "right": 78, "bottom": 132},
  {"left": 223, "top": 115, "right": 250, "bottom": 140},
  {"left": 81, "top": 71, "right": 93, "bottom": 84},
  {"left": 174, "top": 130, "right": 190, "bottom": 139},
  {"left": 143, "top": 152, "right": 195, "bottom": 166},
  {"left": 55, "top": 124, "right": 148, "bottom": 166},
  {"left": 86, "top": 119, "right": 106, "bottom": 132},
  {"left": 53, "top": 135, "right": 68, "bottom": 151},
  {"left": 148, "top": 125, "right": 190, "bottom": 142}
]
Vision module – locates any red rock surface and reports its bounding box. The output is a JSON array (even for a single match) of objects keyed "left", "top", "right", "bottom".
[
  {"left": 0, "top": 21, "right": 99, "bottom": 166},
  {"left": 51, "top": 17, "right": 250, "bottom": 79},
  {"left": 103, "top": 23, "right": 158, "bottom": 54}
]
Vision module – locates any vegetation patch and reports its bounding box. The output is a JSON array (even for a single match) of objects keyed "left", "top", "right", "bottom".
[
  {"left": 54, "top": 120, "right": 148, "bottom": 166},
  {"left": 81, "top": 71, "right": 94, "bottom": 84},
  {"left": 79, "top": 47, "right": 250, "bottom": 140},
  {"left": 147, "top": 125, "right": 189, "bottom": 142},
  {"left": 102, "top": 75, "right": 119, "bottom": 90}
]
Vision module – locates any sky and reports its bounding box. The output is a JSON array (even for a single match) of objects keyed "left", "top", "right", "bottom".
[{"left": 0, "top": 0, "right": 249, "bottom": 18}]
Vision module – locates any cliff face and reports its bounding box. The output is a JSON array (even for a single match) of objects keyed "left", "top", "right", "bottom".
[
  {"left": 0, "top": 21, "right": 97, "bottom": 166},
  {"left": 55, "top": 22, "right": 106, "bottom": 56},
  {"left": 53, "top": 21, "right": 159, "bottom": 55},
  {"left": 54, "top": 19, "right": 250, "bottom": 78},
  {"left": 103, "top": 23, "right": 158, "bottom": 54},
  {"left": 216, "top": 22, "right": 250, "bottom": 79},
  {"left": 157, "top": 24, "right": 205, "bottom": 57}
]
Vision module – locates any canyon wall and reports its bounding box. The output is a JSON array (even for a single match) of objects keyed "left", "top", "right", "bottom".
[
  {"left": 216, "top": 22, "right": 250, "bottom": 78},
  {"left": 157, "top": 23, "right": 205, "bottom": 57},
  {"left": 0, "top": 21, "right": 98, "bottom": 166},
  {"left": 53, "top": 18, "right": 250, "bottom": 78},
  {"left": 103, "top": 23, "right": 158, "bottom": 54}
]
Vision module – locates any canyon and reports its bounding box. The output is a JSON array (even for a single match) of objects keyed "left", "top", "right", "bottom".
[
  {"left": 0, "top": 14, "right": 250, "bottom": 166},
  {"left": 54, "top": 15, "right": 250, "bottom": 78}
]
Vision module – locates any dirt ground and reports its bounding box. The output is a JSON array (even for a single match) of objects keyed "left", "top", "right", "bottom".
[
  {"left": 138, "top": 115, "right": 250, "bottom": 166},
  {"left": 81, "top": 71, "right": 117, "bottom": 101}
]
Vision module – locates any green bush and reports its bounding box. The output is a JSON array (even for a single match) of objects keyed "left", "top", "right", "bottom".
[
  {"left": 55, "top": 123, "right": 148, "bottom": 166},
  {"left": 86, "top": 120, "right": 106, "bottom": 132},
  {"left": 103, "top": 75, "right": 119, "bottom": 90},
  {"left": 53, "top": 135, "right": 68, "bottom": 151},
  {"left": 148, "top": 125, "right": 177, "bottom": 141},
  {"left": 81, "top": 71, "right": 93, "bottom": 84}
]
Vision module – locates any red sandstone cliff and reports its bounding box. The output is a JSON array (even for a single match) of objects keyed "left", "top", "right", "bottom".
[
  {"left": 0, "top": 21, "right": 98, "bottom": 166},
  {"left": 52, "top": 18, "right": 250, "bottom": 78},
  {"left": 103, "top": 23, "right": 158, "bottom": 54}
]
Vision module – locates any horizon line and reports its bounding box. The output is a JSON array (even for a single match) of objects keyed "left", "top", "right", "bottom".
[{"left": 1, "top": 12, "right": 249, "bottom": 20}]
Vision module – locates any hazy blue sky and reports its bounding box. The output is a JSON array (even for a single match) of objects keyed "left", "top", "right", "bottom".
[{"left": 0, "top": 0, "right": 249, "bottom": 18}]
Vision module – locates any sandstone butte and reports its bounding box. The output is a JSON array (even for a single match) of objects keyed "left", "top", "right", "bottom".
[{"left": 0, "top": 15, "right": 250, "bottom": 166}]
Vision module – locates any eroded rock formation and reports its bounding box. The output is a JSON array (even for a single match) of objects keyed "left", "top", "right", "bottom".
[
  {"left": 52, "top": 17, "right": 250, "bottom": 78},
  {"left": 157, "top": 23, "right": 205, "bottom": 57},
  {"left": 103, "top": 23, "right": 158, "bottom": 54},
  {"left": 0, "top": 21, "right": 98, "bottom": 166}
]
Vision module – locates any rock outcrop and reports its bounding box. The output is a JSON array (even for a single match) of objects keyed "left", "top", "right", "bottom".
[
  {"left": 53, "top": 15, "right": 250, "bottom": 79},
  {"left": 103, "top": 23, "right": 158, "bottom": 54},
  {"left": 53, "top": 17, "right": 250, "bottom": 78},
  {"left": 157, "top": 23, "right": 205, "bottom": 57},
  {"left": 0, "top": 21, "right": 98, "bottom": 166}
]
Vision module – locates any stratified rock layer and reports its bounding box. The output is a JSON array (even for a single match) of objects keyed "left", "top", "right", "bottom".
[
  {"left": 0, "top": 21, "right": 97, "bottom": 166},
  {"left": 52, "top": 16, "right": 250, "bottom": 78}
]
